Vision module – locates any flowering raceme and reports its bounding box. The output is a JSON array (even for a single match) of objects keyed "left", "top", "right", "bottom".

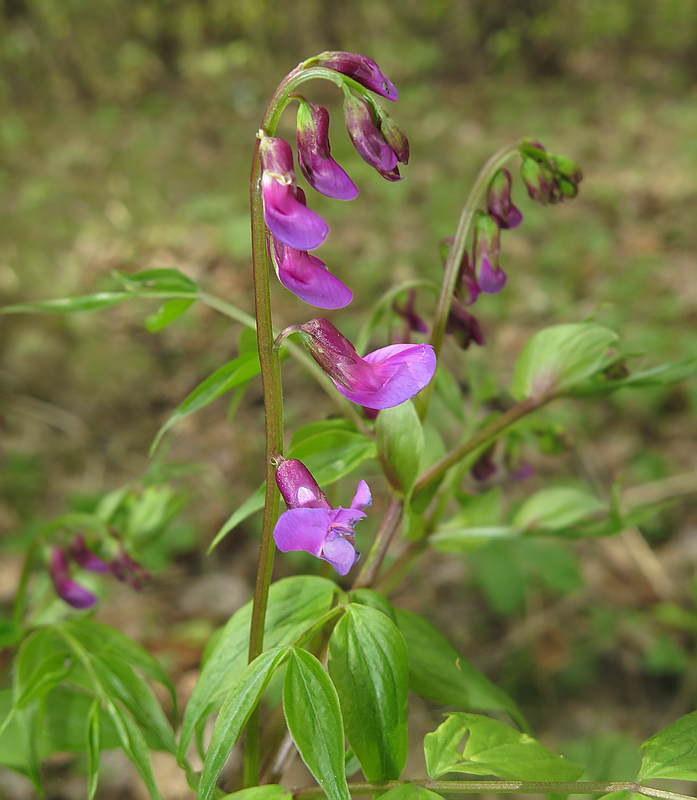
[
  {"left": 311, "top": 51, "right": 399, "bottom": 101},
  {"left": 296, "top": 317, "right": 436, "bottom": 409},
  {"left": 273, "top": 457, "right": 371, "bottom": 575}
]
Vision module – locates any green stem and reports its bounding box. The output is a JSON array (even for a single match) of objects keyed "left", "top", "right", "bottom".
[
  {"left": 415, "top": 141, "right": 522, "bottom": 419},
  {"left": 291, "top": 780, "right": 693, "bottom": 800},
  {"left": 351, "top": 497, "right": 404, "bottom": 589}
]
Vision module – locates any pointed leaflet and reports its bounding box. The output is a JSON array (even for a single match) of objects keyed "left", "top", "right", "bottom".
[
  {"left": 198, "top": 648, "right": 290, "bottom": 800},
  {"left": 376, "top": 400, "right": 424, "bottom": 497},
  {"left": 424, "top": 713, "right": 583, "bottom": 781},
  {"left": 86, "top": 698, "right": 101, "bottom": 800},
  {"left": 638, "top": 710, "right": 697, "bottom": 781},
  {"left": 513, "top": 487, "right": 606, "bottom": 532},
  {"left": 328, "top": 604, "right": 408, "bottom": 781},
  {"left": 178, "top": 576, "right": 338, "bottom": 763},
  {"left": 283, "top": 648, "right": 350, "bottom": 800},
  {"left": 394, "top": 608, "right": 526, "bottom": 730}
]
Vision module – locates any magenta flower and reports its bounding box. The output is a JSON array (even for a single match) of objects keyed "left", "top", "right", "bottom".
[
  {"left": 487, "top": 169, "right": 523, "bottom": 229},
  {"left": 296, "top": 100, "right": 358, "bottom": 201},
  {"left": 298, "top": 317, "right": 436, "bottom": 409},
  {"left": 473, "top": 213, "right": 506, "bottom": 294},
  {"left": 269, "top": 237, "right": 352, "bottom": 309},
  {"left": 70, "top": 534, "right": 110, "bottom": 573},
  {"left": 312, "top": 51, "right": 398, "bottom": 101},
  {"left": 110, "top": 547, "right": 149, "bottom": 590},
  {"left": 49, "top": 547, "right": 97, "bottom": 609},
  {"left": 343, "top": 93, "right": 401, "bottom": 181},
  {"left": 259, "top": 135, "right": 329, "bottom": 250},
  {"left": 273, "top": 457, "right": 371, "bottom": 575}
]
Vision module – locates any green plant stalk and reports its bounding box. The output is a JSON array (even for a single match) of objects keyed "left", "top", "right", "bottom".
[
  {"left": 415, "top": 141, "right": 522, "bottom": 420},
  {"left": 291, "top": 780, "right": 695, "bottom": 800},
  {"left": 351, "top": 496, "right": 404, "bottom": 589}
]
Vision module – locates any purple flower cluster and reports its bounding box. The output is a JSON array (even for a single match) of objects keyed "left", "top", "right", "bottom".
[{"left": 48, "top": 534, "right": 148, "bottom": 609}]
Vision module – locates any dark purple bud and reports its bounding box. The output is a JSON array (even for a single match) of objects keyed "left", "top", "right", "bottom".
[
  {"left": 343, "top": 93, "right": 400, "bottom": 179},
  {"left": 446, "top": 300, "right": 485, "bottom": 350},
  {"left": 440, "top": 238, "right": 480, "bottom": 305},
  {"left": 275, "top": 456, "right": 331, "bottom": 510},
  {"left": 49, "top": 547, "right": 97, "bottom": 609},
  {"left": 473, "top": 213, "right": 507, "bottom": 294},
  {"left": 471, "top": 446, "right": 497, "bottom": 481},
  {"left": 259, "top": 134, "right": 329, "bottom": 250},
  {"left": 296, "top": 100, "right": 358, "bottom": 201},
  {"left": 393, "top": 289, "right": 428, "bottom": 342},
  {"left": 70, "top": 535, "right": 110, "bottom": 573},
  {"left": 110, "top": 548, "right": 149, "bottom": 590},
  {"left": 312, "top": 51, "right": 398, "bottom": 101},
  {"left": 487, "top": 169, "right": 523, "bottom": 229}
]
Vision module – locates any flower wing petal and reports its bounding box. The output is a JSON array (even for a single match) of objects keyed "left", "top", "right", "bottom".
[
  {"left": 274, "top": 241, "right": 352, "bottom": 309},
  {"left": 262, "top": 176, "right": 329, "bottom": 251},
  {"left": 273, "top": 507, "right": 330, "bottom": 556},
  {"left": 351, "top": 480, "right": 372, "bottom": 511},
  {"left": 321, "top": 532, "right": 360, "bottom": 575}
]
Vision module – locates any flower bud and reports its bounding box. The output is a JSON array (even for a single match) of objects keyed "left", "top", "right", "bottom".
[
  {"left": 49, "top": 547, "right": 97, "bottom": 609},
  {"left": 275, "top": 456, "right": 331, "bottom": 509},
  {"left": 440, "top": 238, "right": 480, "bottom": 305},
  {"left": 70, "top": 534, "right": 110, "bottom": 573},
  {"left": 393, "top": 289, "right": 427, "bottom": 342},
  {"left": 473, "top": 213, "right": 506, "bottom": 294},
  {"left": 343, "top": 92, "right": 401, "bottom": 181},
  {"left": 296, "top": 100, "right": 358, "bottom": 201},
  {"left": 377, "top": 109, "right": 409, "bottom": 165},
  {"left": 446, "top": 300, "right": 485, "bottom": 350},
  {"left": 311, "top": 51, "right": 398, "bottom": 101},
  {"left": 520, "top": 156, "right": 559, "bottom": 205},
  {"left": 487, "top": 169, "right": 522, "bottom": 229}
]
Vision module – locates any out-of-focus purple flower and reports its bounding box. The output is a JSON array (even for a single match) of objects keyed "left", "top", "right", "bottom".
[
  {"left": 298, "top": 317, "right": 437, "bottom": 409},
  {"left": 259, "top": 135, "right": 329, "bottom": 250},
  {"left": 487, "top": 169, "right": 523, "bottom": 229},
  {"left": 49, "top": 547, "right": 97, "bottom": 609},
  {"left": 312, "top": 51, "right": 398, "bottom": 101},
  {"left": 110, "top": 547, "right": 149, "bottom": 590},
  {"left": 519, "top": 141, "right": 582, "bottom": 205},
  {"left": 343, "top": 93, "right": 401, "bottom": 182},
  {"left": 273, "top": 459, "right": 372, "bottom": 575},
  {"left": 440, "top": 238, "right": 480, "bottom": 305},
  {"left": 70, "top": 534, "right": 110, "bottom": 573},
  {"left": 269, "top": 236, "right": 352, "bottom": 309},
  {"left": 393, "top": 289, "right": 428, "bottom": 342},
  {"left": 446, "top": 300, "right": 485, "bottom": 350},
  {"left": 296, "top": 100, "right": 358, "bottom": 201},
  {"left": 473, "top": 213, "right": 506, "bottom": 294},
  {"left": 471, "top": 446, "right": 497, "bottom": 482}
]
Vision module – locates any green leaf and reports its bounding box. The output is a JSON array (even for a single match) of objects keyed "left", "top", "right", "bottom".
[
  {"left": 433, "top": 364, "right": 465, "bottom": 422},
  {"left": 430, "top": 526, "right": 520, "bottom": 553},
  {"left": 376, "top": 400, "right": 424, "bottom": 497},
  {"left": 513, "top": 487, "right": 606, "bottom": 531},
  {"left": 221, "top": 787, "right": 291, "bottom": 800},
  {"left": 288, "top": 430, "right": 376, "bottom": 486},
  {"left": 177, "top": 576, "right": 339, "bottom": 764},
  {"left": 289, "top": 418, "right": 356, "bottom": 448},
  {"left": 328, "top": 605, "right": 408, "bottom": 781},
  {"left": 86, "top": 698, "right": 101, "bottom": 800},
  {"left": 638, "top": 710, "right": 697, "bottom": 781},
  {"left": 145, "top": 298, "right": 195, "bottom": 332},
  {"left": 424, "top": 713, "right": 584, "bottom": 781},
  {"left": 511, "top": 323, "right": 618, "bottom": 400},
  {"left": 394, "top": 608, "right": 526, "bottom": 730},
  {"left": 150, "top": 352, "right": 261, "bottom": 454},
  {"left": 0, "top": 619, "right": 23, "bottom": 648},
  {"left": 570, "top": 357, "right": 697, "bottom": 398},
  {"left": 1, "top": 292, "right": 129, "bottom": 314},
  {"left": 199, "top": 647, "right": 290, "bottom": 800},
  {"left": 112, "top": 268, "right": 198, "bottom": 294},
  {"left": 283, "top": 648, "right": 350, "bottom": 800},
  {"left": 208, "top": 486, "right": 265, "bottom": 552},
  {"left": 349, "top": 588, "right": 398, "bottom": 624},
  {"left": 14, "top": 628, "right": 72, "bottom": 709}
]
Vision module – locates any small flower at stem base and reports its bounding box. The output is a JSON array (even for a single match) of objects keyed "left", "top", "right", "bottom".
[
  {"left": 311, "top": 51, "right": 398, "bottom": 101},
  {"left": 273, "top": 459, "right": 371, "bottom": 575},
  {"left": 473, "top": 213, "right": 507, "bottom": 294},
  {"left": 49, "top": 547, "right": 97, "bottom": 609},
  {"left": 298, "top": 317, "right": 436, "bottom": 409},
  {"left": 296, "top": 99, "right": 358, "bottom": 200}
]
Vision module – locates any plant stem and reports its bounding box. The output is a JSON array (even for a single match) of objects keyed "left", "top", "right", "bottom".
[
  {"left": 415, "top": 141, "right": 521, "bottom": 420},
  {"left": 351, "top": 497, "right": 404, "bottom": 589},
  {"left": 292, "top": 780, "right": 695, "bottom": 800}
]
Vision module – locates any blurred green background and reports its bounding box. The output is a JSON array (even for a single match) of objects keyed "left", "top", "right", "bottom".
[{"left": 2, "top": 1, "right": 697, "bottom": 795}]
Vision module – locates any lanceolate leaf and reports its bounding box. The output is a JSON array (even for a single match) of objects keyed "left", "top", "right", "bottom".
[
  {"left": 198, "top": 648, "right": 290, "bottom": 800},
  {"left": 112, "top": 268, "right": 198, "bottom": 294},
  {"left": 283, "top": 648, "right": 350, "bottom": 800},
  {"left": 177, "top": 576, "right": 339, "bottom": 764},
  {"left": 513, "top": 487, "right": 606, "bottom": 532},
  {"left": 86, "top": 698, "right": 101, "bottom": 800},
  {"left": 145, "top": 298, "right": 195, "bottom": 332},
  {"left": 328, "top": 604, "right": 408, "bottom": 781},
  {"left": 1, "top": 292, "right": 129, "bottom": 315},
  {"left": 424, "top": 713, "right": 584, "bottom": 781},
  {"left": 394, "top": 608, "right": 526, "bottom": 731},
  {"left": 638, "top": 710, "right": 697, "bottom": 781}
]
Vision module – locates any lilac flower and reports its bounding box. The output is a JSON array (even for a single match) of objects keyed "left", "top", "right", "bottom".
[
  {"left": 312, "top": 51, "right": 398, "bottom": 101},
  {"left": 298, "top": 317, "right": 436, "bottom": 409},
  {"left": 70, "top": 534, "right": 110, "bottom": 573},
  {"left": 446, "top": 300, "right": 485, "bottom": 350},
  {"left": 273, "top": 457, "right": 371, "bottom": 575},
  {"left": 269, "top": 236, "right": 352, "bottom": 309},
  {"left": 259, "top": 135, "right": 329, "bottom": 250},
  {"left": 49, "top": 547, "right": 97, "bottom": 609},
  {"left": 473, "top": 213, "right": 507, "bottom": 294},
  {"left": 343, "top": 93, "right": 401, "bottom": 181},
  {"left": 487, "top": 169, "right": 523, "bottom": 229},
  {"left": 296, "top": 100, "right": 358, "bottom": 201}
]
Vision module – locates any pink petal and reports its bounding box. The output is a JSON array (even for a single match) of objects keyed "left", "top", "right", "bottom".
[
  {"left": 350, "top": 480, "right": 372, "bottom": 511},
  {"left": 262, "top": 176, "right": 329, "bottom": 251},
  {"left": 273, "top": 507, "right": 332, "bottom": 557},
  {"left": 321, "top": 532, "right": 360, "bottom": 575},
  {"left": 301, "top": 154, "right": 358, "bottom": 201},
  {"left": 477, "top": 257, "right": 507, "bottom": 294},
  {"left": 273, "top": 240, "right": 352, "bottom": 309}
]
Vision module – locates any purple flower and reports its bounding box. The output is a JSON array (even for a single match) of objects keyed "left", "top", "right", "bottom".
[
  {"left": 49, "top": 547, "right": 97, "bottom": 609},
  {"left": 473, "top": 213, "right": 506, "bottom": 294},
  {"left": 269, "top": 236, "right": 352, "bottom": 309},
  {"left": 110, "top": 547, "right": 149, "bottom": 590},
  {"left": 298, "top": 317, "right": 436, "bottom": 409},
  {"left": 312, "top": 51, "right": 398, "bottom": 101},
  {"left": 393, "top": 289, "right": 428, "bottom": 341},
  {"left": 296, "top": 100, "right": 358, "bottom": 201},
  {"left": 70, "top": 534, "right": 110, "bottom": 573},
  {"left": 446, "top": 300, "right": 485, "bottom": 350},
  {"left": 471, "top": 446, "right": 497, "bottom": 482},
  {"left": 273, "top": 457, "right": 371, "bottom": 575},
  {"left": 487, "top": 169, "right": 523, "bottom": 229},
  {"left": 259, "top": 135, "right": 329, "bottom": 250},
  {"left": 440, "top": 238, "right": 480, "bottom": 306},
  {"left": 343, "top": 93, "right": 401, "bottom": 181}
]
